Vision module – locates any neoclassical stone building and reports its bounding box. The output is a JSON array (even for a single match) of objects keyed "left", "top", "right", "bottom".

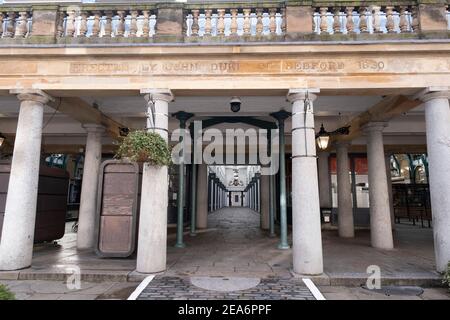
[{"left": 0, "top": 0, "right": 449, "bottom": 277}]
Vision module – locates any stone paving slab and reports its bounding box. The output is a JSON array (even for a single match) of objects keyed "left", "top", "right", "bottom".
[{"left": 137, "top": 276, "right": 315, "bottom": 300}]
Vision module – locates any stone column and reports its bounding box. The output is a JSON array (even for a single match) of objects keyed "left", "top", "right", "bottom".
[
  {"left": 317, "top": 151, "right": 332, "bottom": 208},
  {"left": 363, "top": 122, "right": 394, "bottom": 250},
  {"left": 189, "top": 164, "right": 197, "bottom": 236},
  {"left": 211, "top": 177, "right": 215, "bottom": 211},
  {"left": 173, "top": 112, "right": 193, "bottom": 248},
  {"left": 0, "top": 90, "right": 52, "bottom": 270},
  {"left": 421, "top": 90, "right": 450, "bottom": 272},
  {"left": 252, "top": 181, "right": 256, "bottom": 210},
  {"left": 214, "top": 179, "right": 218, "bottom": 210},
  {"left": 247, "top": 185, "right": 251, "bottom": 209},
  {"left": 136, "top": 89, "right": 173, "bottom": 273},
  {"left": 269, "top": 174, "right": 276, "bottom": 237},
  {"left": 288, "top": 89, "right": 323, "bottom": 275},
  {"left": 336, "top": 142, "right": 354, "bottom": 238},
  {"left": 196, "top": 163, "right": 208, "bottom": 229},
  {"left": 385, "top": 154, "right": 395, "bottom": 230},
  {"left": 260, "top": 173, "right": 270, "bottom": 230},
  {"left": 77, "top": 124, "right": 105, "bottom": 250},
  {"left": 270, "top": 110, "right": 291, "bottom": 250},
  {"left": 217, "top": 183, "right": 221, "bottom": 209},
  {"left": 256, "top": 174, "right": 260, "bottom": 212}
]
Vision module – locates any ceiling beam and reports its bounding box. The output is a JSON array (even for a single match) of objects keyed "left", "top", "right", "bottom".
[
  {"left": 47, "top": 97, "right": 128, "bottom": 139},
  {"left": 331, "top": 95, "right": 422, "bottom": 144}
]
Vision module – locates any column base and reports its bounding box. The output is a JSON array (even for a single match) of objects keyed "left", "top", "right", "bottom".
[
  {"left": 174, "top": 243, "right": 186, "bottom": 248},
  {"left": 189, "top": 232, "right": 197, "bottom": 237},
  {"left": 278, "top": 243, "right": 290, "bottom": 250},
  {"left": 269, "top": 233, "right": 277, "bottom": 238}
]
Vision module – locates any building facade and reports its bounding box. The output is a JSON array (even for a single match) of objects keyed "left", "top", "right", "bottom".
[{"left": 0, "top": 0, "right": 449, "bottom": 277}]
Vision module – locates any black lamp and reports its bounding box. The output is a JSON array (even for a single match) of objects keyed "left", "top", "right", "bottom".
[{"left": 315, "top": 124, "right": 350, "bottom": 150}]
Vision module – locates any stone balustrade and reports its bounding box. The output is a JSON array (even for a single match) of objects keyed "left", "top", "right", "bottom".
[
  {"left": 185, "top": 6, "right": 285, "bottom": 38},
  {"left": 0, "top": 1, "right": 448, "bottom": 44},
  {"left": 58, "top": 6, "right": 157, "bottom": 39},
  {"left": 0, "top": 8, "right": 32, "bottom": 39},
  {"left": 313, "top": 5, "right": 419, "bottom": 35}
]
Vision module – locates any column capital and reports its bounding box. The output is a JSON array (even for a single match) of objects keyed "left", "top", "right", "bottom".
[
  {"left": 82, "top": 123, "right": 106, "bottom": 133},
  {"left": 361, "top": 121, "right": 388, "bottom": 133},
  {"left": 141, "top": 88, "right": 174, "bottom": 103},
  {"left": 172, "top": 111, "right": 194, "bottom": 124},
  {"left": 270, "top": 110, "right": 291, "bottom": 123},
  {"left": 287, "top": 88, "right": 320, "bottom": 103},
  {"left": 335, "top": 141, "right": 351, "bottom": 149},
  {"left": 10, "top": 89, "right": 54, "bottom": 105},
  {"left": 416, "top": 88, "right": 450, "bottom": 103}
]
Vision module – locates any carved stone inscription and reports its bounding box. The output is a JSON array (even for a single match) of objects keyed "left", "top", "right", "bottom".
[{"left": 68, "top": 59, "right": 389, "bottom": 76}]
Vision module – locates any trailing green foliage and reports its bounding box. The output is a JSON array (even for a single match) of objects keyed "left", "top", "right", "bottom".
[
  {"left": 0, "top": 284, "right": 15, "bottom": 300},
  {"left": 443, "top": 261, "right": 450, "bottom": 291},
  {"left": 115, "top": 130, "right": 172, "bottom": 166}
]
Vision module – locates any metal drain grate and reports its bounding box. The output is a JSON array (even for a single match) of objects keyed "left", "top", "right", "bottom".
[{"left": 362, "top": 286, "right": 424, "bottom": 296}]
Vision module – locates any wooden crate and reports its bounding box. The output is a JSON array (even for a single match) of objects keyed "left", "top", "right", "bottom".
[{"left": 0, "top": 160, "right": 68, "bottom": 243}]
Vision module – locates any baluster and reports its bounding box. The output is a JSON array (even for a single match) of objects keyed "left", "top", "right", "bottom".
[
  {"left": 205, "top": 9, "right": 213, "bottom": 36},
  {"left": 243, "top": 9, "right": 251, "bottom": 35},
  {"left": 411, "top": 6, "right": 419, "bottom": 33},
  {"left": 359, "top": 6, "right": 368, "bottom": 33},
  {"left": 372, "top": 5, "right": 382, "bottom": 33},
  {"left": 14, "top": 11, "right": 28, "bottom": 38},
  {"left": 399, "top": 6, "right": 408, "bottom": 33},
  {"left": 79, "top": 11, "right": 88, "bottom": 37},
  {"left": 182, "top": 9, "right": 188, "bottom": 36},
  {"left": 281, "top": 7, "right": 286, "bottom": 34},
  {"left": 116, "top": 10, "right": 126, "bottom": 37},
  {"left": 269, "top": 8, "right": 277, "bottom": 34},
  {"left": 229, "top": 9, "right": 237, "bottom": 36},
  {"left": 91, "top": 11, "right": 101, "bottom": 37},
  {"left": 65, "top": 10, "right": 76, "bottom": 37},
  {"left": 129, "top": 10, "right": 138, "bottom": 37},
  {"left": 256, "top": 8, "right": 264, "bottom": 35},
  {"left": 0, "top": 13, "right": 4, "bottom": 38},
  {"left": 386, "top": 6, "right": 395, "bottom": 33},
  {"left": 142, "top": 10, "right": 150, "bottom": 37},
  {"left": 346, "top": 7, "right": 355, "bottom": 34},
  {"left": 56, "top": 11, "right": 64, "bottom": 37},
  {"left": 191, "top": 10, "right": 199, "bottom": 36},
  {"left": 333, "top": 7, "right": 341, "bottom": 34},
  {"left": 319, "top": 7, "right": 329, "bottom": 34},
  {"left": 4, "top": 12, "right": 16, "bottom": 38},
  {"left": 217, "top": 9, "right": 225, "bottom": 35},
  {"left": 103, "top": 11, "right": 112, "bottom": 37}
]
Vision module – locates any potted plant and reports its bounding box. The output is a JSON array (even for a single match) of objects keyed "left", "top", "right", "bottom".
[{"left": 115, "top": 130, "right": 171, "bottom": 166}]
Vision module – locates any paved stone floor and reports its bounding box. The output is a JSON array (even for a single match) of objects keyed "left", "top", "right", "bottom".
[
  {"left": 0, "top": 280, "right": 137, "bottom": 300},
  {"left": 137, "top": 276, "right": 315, "bottom": 300},
  {"left": 1, "top": 207, "right": 449, "bottom": 300}
]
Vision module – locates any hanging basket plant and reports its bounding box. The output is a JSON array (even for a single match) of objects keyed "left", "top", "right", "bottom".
[{"left": 115, "top": 130, "right": 172, "bottom": 166}]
